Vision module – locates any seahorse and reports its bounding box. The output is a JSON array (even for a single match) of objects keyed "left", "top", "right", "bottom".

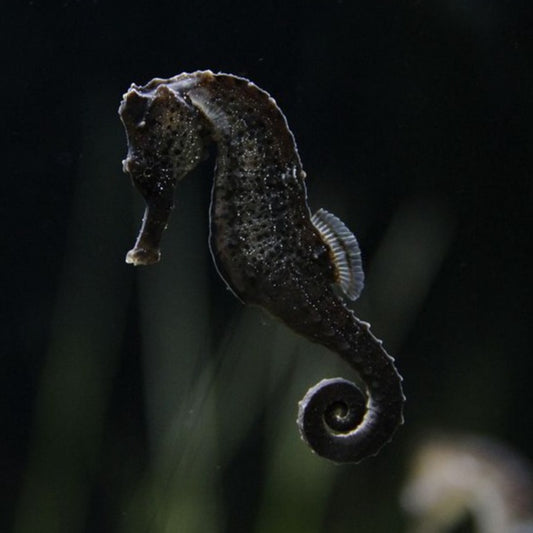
[{"left": 119, "top": 70, "right": 404, "bottom": 463}]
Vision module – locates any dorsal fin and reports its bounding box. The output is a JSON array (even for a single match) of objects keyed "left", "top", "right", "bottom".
[{"left": 311, "top": 208, "right": 365, "bottom": 300}]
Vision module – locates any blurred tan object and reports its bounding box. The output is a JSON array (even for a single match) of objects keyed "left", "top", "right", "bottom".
[{"left": 401, "top": 434, "right": 533, "bottom": 533}]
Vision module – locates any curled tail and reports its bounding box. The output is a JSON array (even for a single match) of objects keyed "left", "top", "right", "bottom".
[{"left": 297, "top": 315, "right": 404, "bottom": 463}]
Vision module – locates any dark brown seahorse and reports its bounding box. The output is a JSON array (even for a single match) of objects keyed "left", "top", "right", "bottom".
[{"left": 119, "top": 70, "right": 404, "bottom": 463}]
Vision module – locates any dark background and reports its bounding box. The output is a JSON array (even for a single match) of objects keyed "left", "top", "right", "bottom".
[{"left": 3, "top": 1, "right": 532, "bottom": 532}]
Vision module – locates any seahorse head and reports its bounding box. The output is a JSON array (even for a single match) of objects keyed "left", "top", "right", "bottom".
[
  {"left": 119, "top": 82, "right": 206, "bottom": 265},
  {"left": 120, "top": 84, "right": 206, "bottom": 204}
]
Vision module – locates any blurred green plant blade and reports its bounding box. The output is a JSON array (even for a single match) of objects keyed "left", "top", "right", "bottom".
[{"left": 14, "top": 86, "right": 131, "bottom": 533}]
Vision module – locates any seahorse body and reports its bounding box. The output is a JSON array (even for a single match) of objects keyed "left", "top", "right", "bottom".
[{"left": 119, "top": 71, "right": 404, "bottom": 463}]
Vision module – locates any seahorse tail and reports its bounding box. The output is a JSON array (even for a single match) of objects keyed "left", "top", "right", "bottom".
[{"left": 297, "top": 321, "right": 404, "bottom": 463}]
